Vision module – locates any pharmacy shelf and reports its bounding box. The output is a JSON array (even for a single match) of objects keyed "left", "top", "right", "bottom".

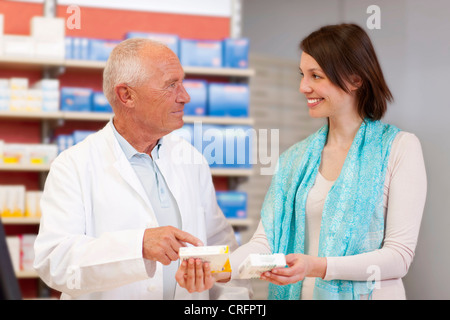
[
  {"left": 0, "top": 163, "right": 253, "bottom": 177},
  {"left": 0, "top": 56, "right": 254, "bottom": 77},
  {"left": 0, "top": 110, "right": 254, "bottom": 125},
  {"left": 0, "top": 163, "right": 50, "bottom": 172},
  {"left": 0, "top": 56, "right": 64, "bottom": 70},
  {"left": 0, "top": 110, "right": 62, "bottom": 120},
  {"left": 1, "top": 216, "right": 250, "bottom": 228},
  {"left": 64, "top": 59, "right": 255, "bottom": 77},
  {"left": 1, "top": 217, "right": 41, "bottom": 225},
  {"left": 16, "top": 270, "right": 39, "bottom": 279}
]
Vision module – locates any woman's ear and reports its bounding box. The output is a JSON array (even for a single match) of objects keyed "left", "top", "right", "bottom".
[
  {"left": 114, "top": 84, "right": 134, "bottom": 108},
  {"left": 349, "top": 74, "right": 363, "bottom": 91}
]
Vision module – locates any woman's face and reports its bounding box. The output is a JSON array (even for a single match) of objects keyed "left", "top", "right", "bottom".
[{"left": 299, "top": 52, "right": 358, "bottom": 120}]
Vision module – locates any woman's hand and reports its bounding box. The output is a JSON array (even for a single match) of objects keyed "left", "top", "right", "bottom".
[
  {"left": 260, "top": 253, "right": 327, "bottom": 285},
  {"left": 175, "top": 258, "right": 231, "bottom": 293}
]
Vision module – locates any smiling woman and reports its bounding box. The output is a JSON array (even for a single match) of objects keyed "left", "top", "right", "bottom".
[{"left": 300, "top": 23, "right": 393, "bottom": 121}]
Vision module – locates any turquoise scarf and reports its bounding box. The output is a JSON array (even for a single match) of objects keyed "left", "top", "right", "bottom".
[{"left": 261, "top": 119, "right": 400, "bottom": 300}]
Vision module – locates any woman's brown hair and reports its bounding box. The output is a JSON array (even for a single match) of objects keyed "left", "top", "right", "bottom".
[{"left": 300, "top": 23, "right": 392, "bottom": 120}]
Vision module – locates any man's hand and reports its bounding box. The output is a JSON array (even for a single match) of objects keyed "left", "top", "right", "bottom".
[
  {"left": 142, "top": 226, "right": 203, "bottom": 265},
  {"left": 175, "top": 258, "right": 232, "bottom": 293}
]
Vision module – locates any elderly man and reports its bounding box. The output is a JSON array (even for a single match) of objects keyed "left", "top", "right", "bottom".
[{"left": 34, "top": 38, "right": 250, "bottom": 300}]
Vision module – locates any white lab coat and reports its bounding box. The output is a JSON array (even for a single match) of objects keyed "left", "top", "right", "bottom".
[{"left": 34, "top": 123, "right": 250, "bottom": 300}]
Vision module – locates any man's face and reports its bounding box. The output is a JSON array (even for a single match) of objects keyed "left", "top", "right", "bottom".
[{"left": 130, "top": 48, "right": 190, "bottom": 137}]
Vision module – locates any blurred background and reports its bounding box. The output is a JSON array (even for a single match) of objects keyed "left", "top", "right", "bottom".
[{"left": 0, "top": 0, "right": 448, "bottom": 300}]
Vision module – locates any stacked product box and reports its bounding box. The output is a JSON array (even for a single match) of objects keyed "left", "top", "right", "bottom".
[
  {"left": 6, "top": 234, "right": 38, "bottom": 272},
  {"left": 30, "top": 16, "right": 65, "bottom": 60},
  {"left": 0, "top": 185, "right": 41, "bottom": 218},
  {"left": 8, "top": 78, "right": 28, "bottom": 112},
  {"left": 56, "top": 130, "right": 96, "bottom": 154},
  {"left": 183, "top": 80, "right": 207, "bottom": 116},
  {"left": 0, "top": 78, "right": 60, "bottom": 112},
  {"left": 33, "top": 79, "right": 60, "bottom": 112},
  {"left": 65, "top": 34, "right": 249, "bottom": 69},
  {"left": 66, "top": 37, "right": 119, "bottom": 61},
  {"left": 0, "top": 185, "right": 25, "bottom": 217},
  {"left": 216, "top": 191, "right": 247, "bottom": 219},
  {"left": 125, "top": 32, "right": 179, "bottom": 56},
  {"left": 66, "top": 37, "right": 89, "bottom": 60},
  {"left": 60, "top": 87, "right": 92, "bottom": 112},
  {"left": 180, "top": 39, "right": 223, "bottom": 68},
  {"left": 88, "top": 39, "right": 120, "bottom": 61},
  {"left": 0, "top": 142, "right": 57, "bottom": 166},
  {"left": 0, "top": 79, "right": 9, "bottom": 111},
  {"left": 208, "top": 83, "right": 249, "bottom": 117},
  {"left": 1, "top": 16, "right": 65, "bottom": 60},
  {"left": 61, "top": 87, "right": 111, "bottom": 113},
  {"left": 223, "top": 38, "right": 249, "bottom": 68},
  {"left": 179, "top": 37, "right": 249, "bottom": 68},
  {"left": 92, "top": 91, "right": 112, "bottom": 112}
]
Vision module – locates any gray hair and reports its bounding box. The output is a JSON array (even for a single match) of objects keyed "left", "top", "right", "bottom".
[{"left": 103, "top": 38, "right": 169, "bottom": 107}]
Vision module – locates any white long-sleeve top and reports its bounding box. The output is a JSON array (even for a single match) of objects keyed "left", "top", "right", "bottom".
[{"left": 231, "top": 131, "right": 427, "bottom": 300}]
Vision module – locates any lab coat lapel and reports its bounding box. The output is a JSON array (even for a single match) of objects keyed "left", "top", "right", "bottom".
[{"left": 103, "top": 124, "right": 157, "bottom": 220}]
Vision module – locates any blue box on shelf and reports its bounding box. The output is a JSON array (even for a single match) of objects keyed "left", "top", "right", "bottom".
[
  {"left": 208, "top": 83, "right": 249, "bottom": 117},
  {"left": 216, "top": 191, "right": 247, "bottom": 219},
  {"left": 88, "top": 39, "right": 120, "bottom": 61},
  {"left": 180, "top": 39, "right": 222, "bottom": 68},
  {"left": 183, "top": 80, "right": 207, "bottom": 116},
  {"left": 73, "top": 130, "right": 96, "bottom": 144},
  {"left": 70, "top": 37, "right": 89, "bottom": 60},
  {"left": 125, "top": 32, "right": 179, "bottom": 56},
  {"left": 223, "top": 38, "right": 249, "bottom": 68},
  {"left": 91, "top": 91, "right": 112, "bottom": 113},
  {"left": 60, "top": 87, "right": 92, "bottom": 112}
]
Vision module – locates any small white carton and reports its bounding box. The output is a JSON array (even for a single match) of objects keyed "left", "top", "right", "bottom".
[
  {"left": 179, "top": 245, "right": 231, "bottom": 273},
  {"left": 238, "top": 253, "right": 286, "bottom": 279}
]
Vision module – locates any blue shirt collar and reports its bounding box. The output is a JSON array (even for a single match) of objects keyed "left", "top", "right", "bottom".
[{"left": 110, "top": 119, "right": 162, "bottom": 160}]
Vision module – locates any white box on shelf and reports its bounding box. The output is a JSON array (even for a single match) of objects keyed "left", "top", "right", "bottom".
[
  {"left": 9, "top": 78, "right": 28, "bottom": 90},
  {"left": 0, "top": 185, "right": 25, "bottom": 217},
  {"left": 21, "top": 234, "right": 37, "bottom": 271},
  {"left": 25, "top": 89, "right": 43, "bottom": 112},
  {"left": 34, "top": 39, "right": 65, "bottom": 60},
  {"left": 28, "top": 144, "right": 58, "bottom": 165},
  {"left": 33, "top": 79, "right": 60, "bottom": 90},
  {"left": 9, "top": 89, "right": 27, "bottom": 112},
  {"left": 6, "top": 236, "right": 20, "bottom": 272},
  {"left": 2, "top": 35, "right": 35, "bottom": 57},
  {"left": 238, "top": 253, "right": 286, "bottom": 279},
  {"left": 25, "top": 191, "right": 42, "bottom": 218},
  {"left": 30, "top": 16, "right": 65, "bottom": 41}
]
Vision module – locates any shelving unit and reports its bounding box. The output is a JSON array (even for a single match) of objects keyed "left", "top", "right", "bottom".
[
  {"left": 0, "top": 1, "right": 254, "bottom": 299},
  {"left": 0, "top": 110, "right": 254, "bottom": 124}
]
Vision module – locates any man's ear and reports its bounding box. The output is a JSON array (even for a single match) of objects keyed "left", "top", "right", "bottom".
[{"left": 115, "top": 84, "right": 134, "bottom": 108}]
